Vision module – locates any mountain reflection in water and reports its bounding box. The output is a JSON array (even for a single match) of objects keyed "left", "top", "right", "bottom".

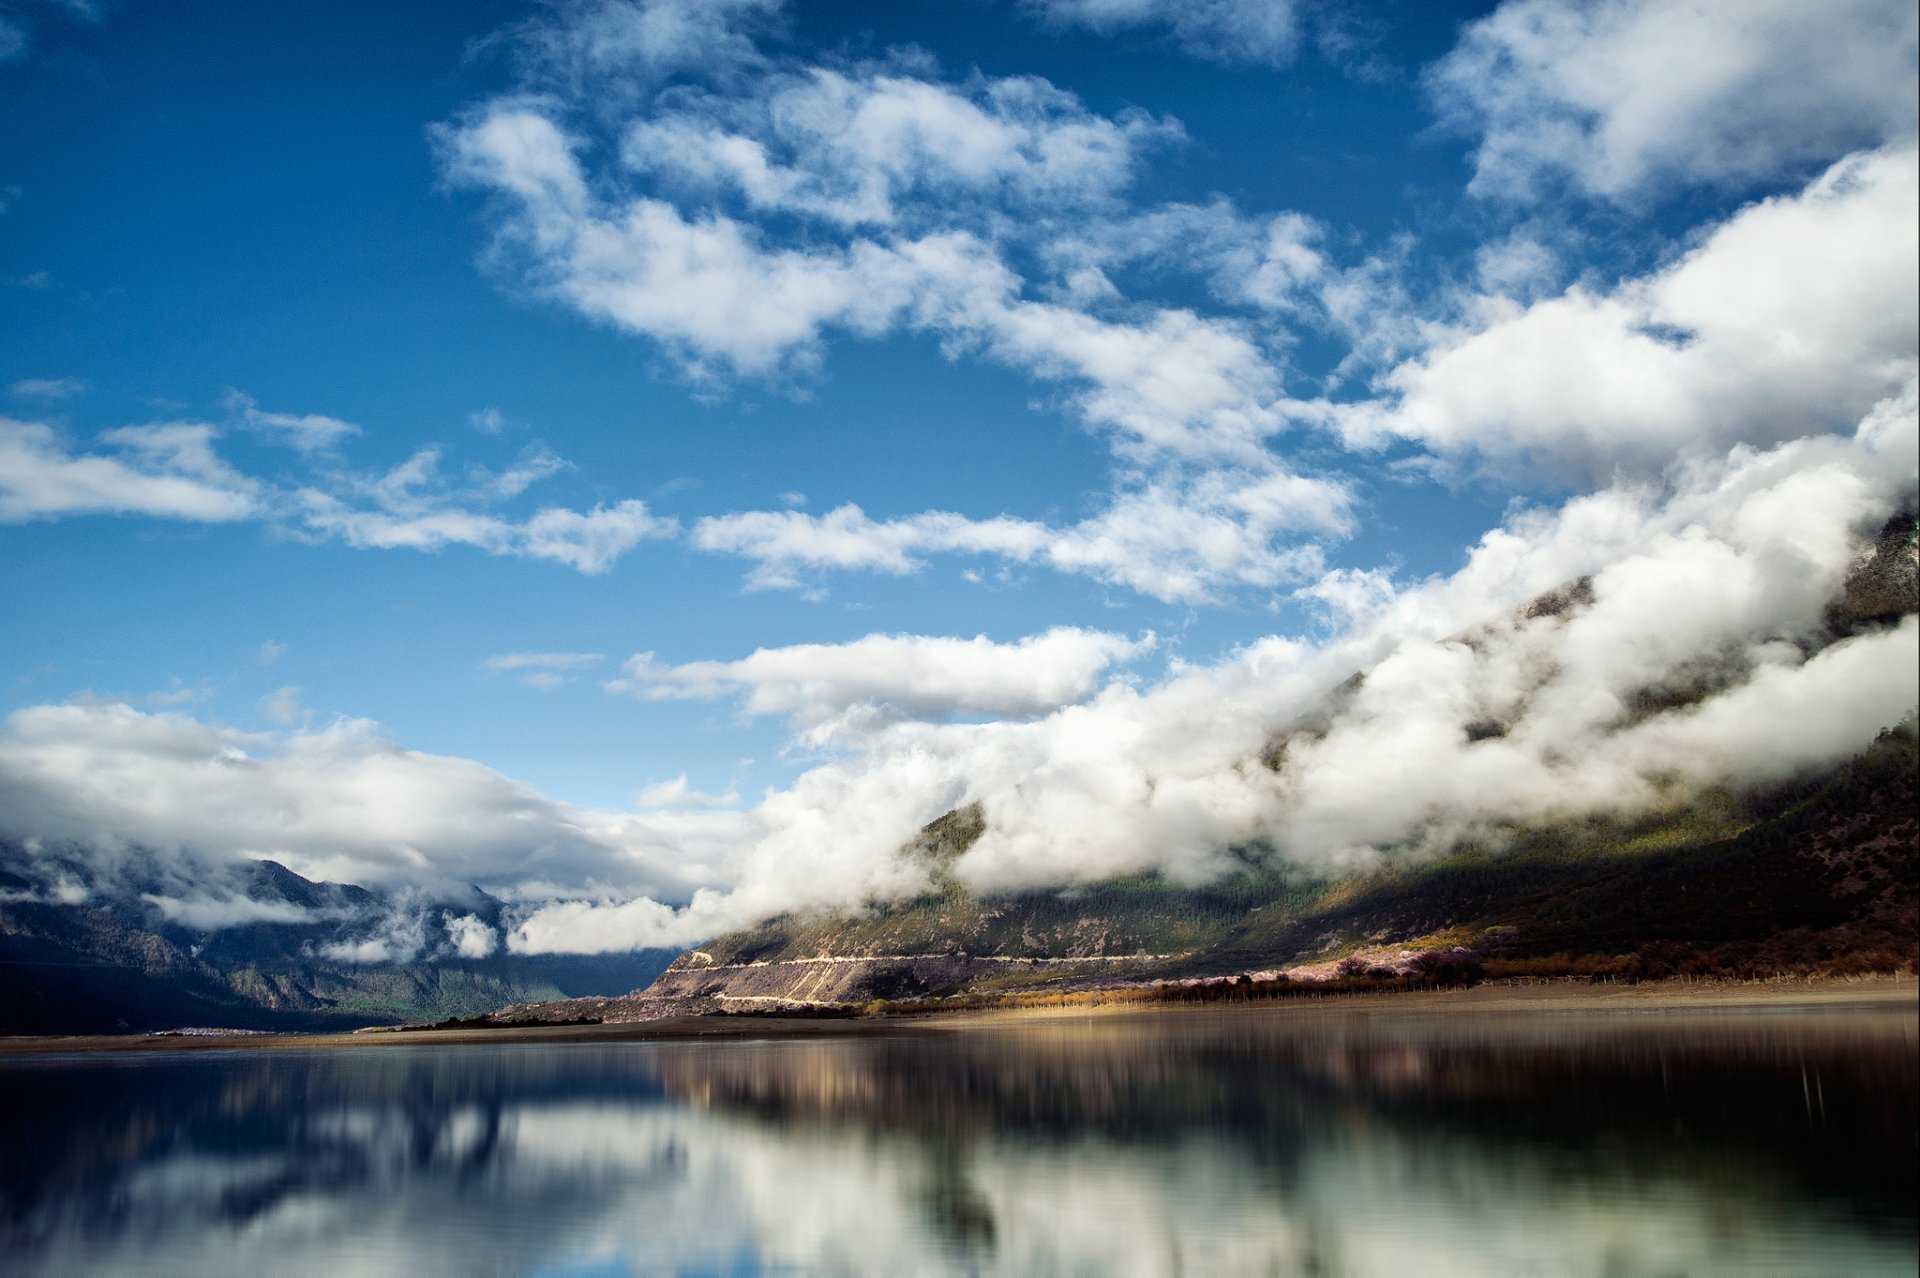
[{"left": 1, "top": 1007, "right": 1914, "bottom": 1276}]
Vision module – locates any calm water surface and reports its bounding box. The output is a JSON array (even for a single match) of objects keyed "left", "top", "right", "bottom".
[{"left": 1, "top": 1004, "right": 1913, "bottom": 1276}]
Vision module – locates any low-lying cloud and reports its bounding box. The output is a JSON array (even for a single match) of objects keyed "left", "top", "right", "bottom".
[{"left": 3, "top": 384, "right": 1912, "bottom": 955}]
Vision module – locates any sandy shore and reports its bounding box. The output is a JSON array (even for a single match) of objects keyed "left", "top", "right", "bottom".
[{"left": 1, "top": 974, "right": 1911, "bottom": 1056}]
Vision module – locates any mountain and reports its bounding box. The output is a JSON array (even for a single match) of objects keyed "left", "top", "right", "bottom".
[
  {"left": 8, "top": 516, "right": 1913, "bottom": 1034},
  {"left": 496, "top": 724, "right": 1914, "bottom": 1021},
  {"left": 0, "top": 855, "right": 676, "bottom": 1035},
  {"left": 497, "top": 515, "right": 1918, "bottom": 1023}
]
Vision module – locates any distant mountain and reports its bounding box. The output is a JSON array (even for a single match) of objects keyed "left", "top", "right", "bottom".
[
  {"left": 500, "top": 515, "right": 1918, "bottom": 1023},
  {"left": 0, "top": 855, "right": 675, "bottom": 1035},
  {"left": 500, "top": 724, "right": 1914, "bottom": 1021}
]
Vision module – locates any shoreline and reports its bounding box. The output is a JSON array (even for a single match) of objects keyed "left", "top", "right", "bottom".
[{"left": 1, "top": 973, "right": 1912, "bottom": 1057}]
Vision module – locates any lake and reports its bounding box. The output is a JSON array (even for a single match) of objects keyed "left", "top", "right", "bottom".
[{"left": 1, "top": 1001, "right": 1914, "bottom": 1276}]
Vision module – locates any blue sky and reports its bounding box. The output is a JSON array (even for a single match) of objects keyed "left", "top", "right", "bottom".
[{"left": 2, "top": 0, "right": 1915, "bottom": 953}]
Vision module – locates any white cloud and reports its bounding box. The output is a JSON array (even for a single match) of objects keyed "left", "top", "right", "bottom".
[
  {"left": 520, "top": 500, "right": 677, "bottom": 571},
  {"left": 436, "top": 0, "right": 1382, "bottom": 611},
  {"left": 1022, "top": 0, "right": 1302, "bottom": 67},
  {"left": 513, "top": 0, "right": 783, "bottom": 96},
  {"left": 486, "top": 651, "right": 606, "bottom": 672},
  {"left": 296, "top": 492, "right": 676, "bottom": 573},
  {"left": 635, "top": 773, "right": 740, "bottom": 809},
  {"left": 609, "top": 627, "right": 1154, "bottom": 735},
  {"left": 469, "top": 406, "right": 510, "bottom": 434},
  {"left": 486, "top": 651, "right": 606, "bottom": 691},
  {"left": 1342, "top": 145, "right": 1920, "bottom": 478},
  {"left": 7, "top": 376, "right": 85, "bottom": 400},
  {"left": 0, "top": 418, "right": 260, "bottom": 523},
  {"left": 1431, "top": 0, "right": 1919, "bottom": 200},
  {"left": 257, "top": 685, "right": 303, "bottom": 725},
  {"left": 622, "top": 67, "right": 1177, "bottom": 228},
  {"left": 444, "top": 912, "right": 499, "bottom": 958},
  {"left": 0, "top": 702, "right": 742, "bottom": 909},
  {"left": 515, "top": 386, "right": 1918, "bottom": 949},
  {"left": 225, "top": 390, "right": 360, "bottom": 453},
  {"left": 693, "top": 465, "right": 1348, "bottom": 603},
  {"left": 0, "top": 402, "right": 666, "bottom": 571},
  {"left": 257, "top": 640, "right": 287, "bottom": 667},
  {"left": 4, "top": 381, "right": 1910, "bottom": 958},
  {"left": 140, "top": 891, "right": 323, "bottom": 931},
  {"left": 448, "top": 107, "right": 1291, "bottom": 461},
  {"left": 470, "top": 445, "right": 573, "bottom": 500}
]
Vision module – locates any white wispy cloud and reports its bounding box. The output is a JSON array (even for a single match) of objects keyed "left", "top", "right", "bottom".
[
  {"left": 0, "top": 392, "right": 678, "bottom": 574},
  {"left": 620, "top": 65, "right": 1178, "bottom": 228},
  {"left": 1340, "top": 145, "right": 1920, "bottom": 478},
  {"left": 2, "top": 385, "right": 1910, "bottom": 953},
  {"left": 635, "top": 773, "right": 741, "bottom": 809},
  {"left": 485, "top": 650, "right": 606, "bottom": 690},
  {"left": 1020, "top": 0, "right": 1303, "bottom": 67},
  {"left": 1430, "top": 0, "right": 1919, "bottom": 200},
  {"left": 607, "top": 627, "right": 1154, "bottom": 735},
  {"left": 433, "top": 0, "right": 1361, "bottom": 610},
  {"left": 225, "top": 389, "right": 361, "bottom": 453},
  {"left": 0, "top": 418, "right": 260, "bottom": 523},
  {"left": 444, "top": 104, "right": 1289, "bottom": 463},
  {"left": 692, "top": 465, "right": 1348, "bottom": 603},
  {"left": 7, "top": 376, "right": 85, "bottom": 400},
  {"left": 0, "top": 702, "right": 744, "bottom": 906},
  {"left": 468, "top": 406, "right": 510, "bottom": 433},
  {"left": 296, "top": 492, "right": 675, "bottom": 573},
  {"left": 257, "top": 685, "right": 304, "bottom": 725}
]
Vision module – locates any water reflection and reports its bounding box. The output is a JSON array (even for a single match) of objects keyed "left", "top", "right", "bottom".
[{"left": 1, "top": 1007, "right": 1913, "bottom": 1276}]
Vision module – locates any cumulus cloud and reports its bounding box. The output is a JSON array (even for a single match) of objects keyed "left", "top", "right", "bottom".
[
  {"left": 434, "top": 0, "right": 1378, "bottom": 608},
  {"left": 1340, "top": 145, "right": 1920, "bottom": 478},
  {"left": 4, "top": 385, "right": 1911, "bottom": 956},
  {"left": 1021, "top": 0, "right": 1303, "bottom": 67},
  {"left": 6, "top": 0, "right": 1915, "bottom": 964},
  {"left": 693, "top": 465, "right": 1347, "bottom": 603},
  {"left": 0, "top": 704, "right": 742, "bottom": 909},
  {"left": 290, "top": 432, "right": 675, "bottom": 571},
  {"left": 0, "top": 418, "right": 260, "bottom": 523},
  {"left": 609, "top": 628, "right": 1153, "bottom": 736},
  {"left": 0, "top": 399, "right": 678, "bottom": 574},
  {"left": 510, "top": 0, "right": 783, "bottom": 98},
  {"left": 622, "top": 67, "right": 1177, "bottom": 228},
  {"left": 512, "top": 384, "right": 1918, "bottom": 949},
  {"left": 446, "top": 104, "right": 1288, "bottom": 462},
  {"left": 445, "top": 912, "right": 500, "bottom": 959},
  {"left": 1431, "top": 0, "right": 1919, "bottom": 200}
]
